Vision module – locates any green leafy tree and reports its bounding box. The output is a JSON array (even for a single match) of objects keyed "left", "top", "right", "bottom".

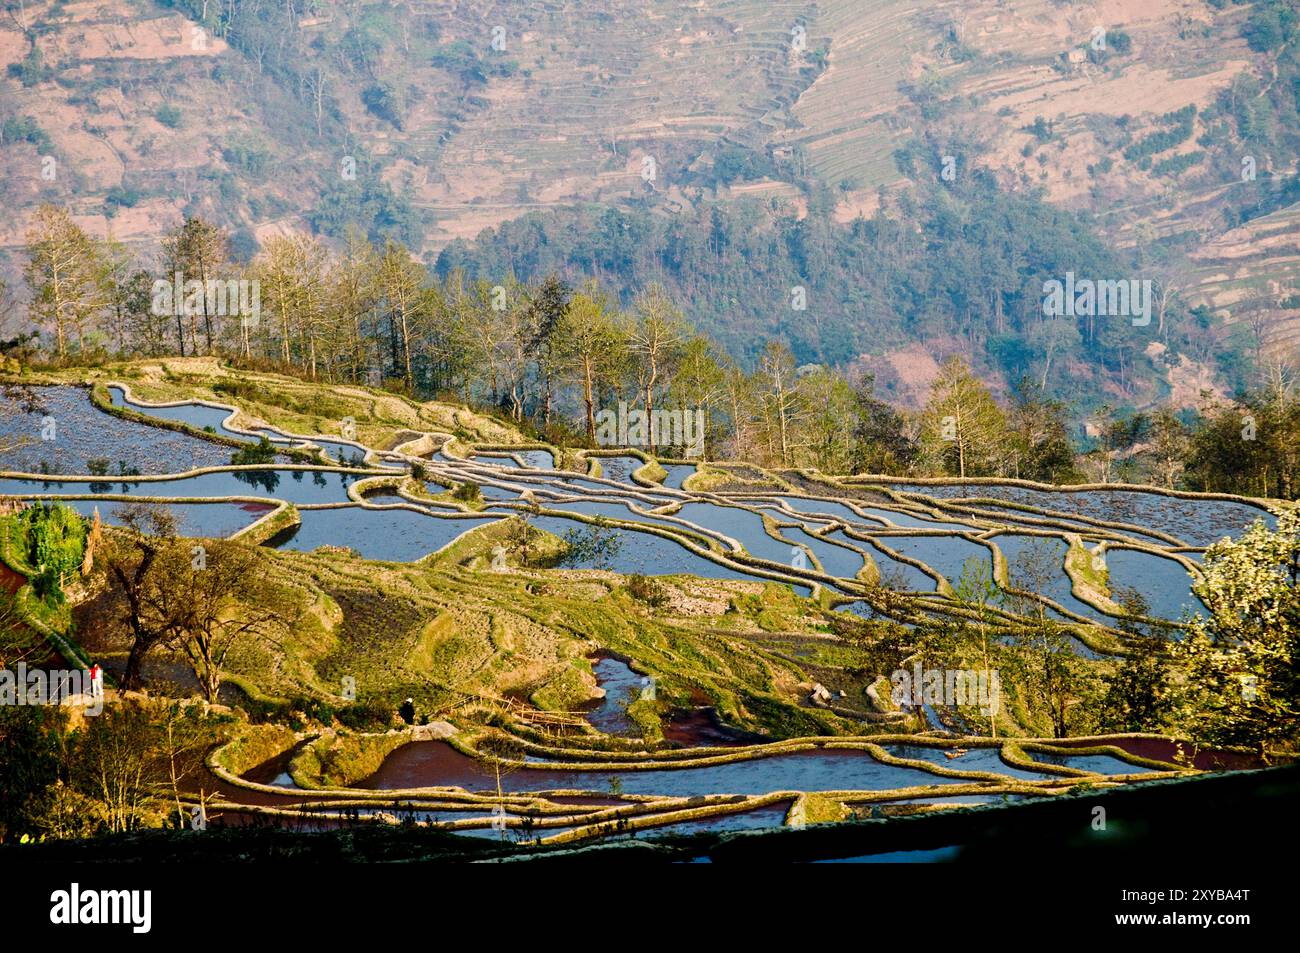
[
  {"left": 1006, "top": 383, "right": 1080, "bottom": 483},
  {"left": 628, "top": 285, "right": 689, "bottom": 456},
  {"left": 21, "top": 503, "right": 86, "bottom": 602},
  {"left": 561, "top": 519, "right": 624, "bottom": 571},
  {"left": 0, "top": 706, "right": 67, "bottom": 842},
  {"left": 1007, "top": 539, "right": 1093, "bottom": 737},
  {"left": 71, "top": 702, "right": 160, "bottom": 833},
  {"left": 555, "top": 283, "right": 627, "bottom": 445},
  {"left": 950, "top": 555, "right": 1005, "bottom": 738},
  {"left": 851, "top": 375, "right": 918, "bottom": 475},
  {"left": 797, "top": 365, "right": 857, "bottom": 473},
  {"left": 231, "top": 436, "right": 278, "bottom": 466},
  {"left": 160, "top": 216, "right": 231, "bottom": 355}
]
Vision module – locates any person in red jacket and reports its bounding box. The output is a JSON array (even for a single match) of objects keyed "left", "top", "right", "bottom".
[{"left": 88, "top": 663, "right": 103, "bottom": 700}]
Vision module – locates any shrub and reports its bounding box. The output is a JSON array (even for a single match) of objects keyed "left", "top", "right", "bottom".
[
  {"left": 154, "top": 104, "right": 183, "bottom": 129},
  {"left": 103, "top": 185, "right": 142, "bottom": 212},
  {"left": 335, "top": 698, "right": 396, "bottom": 732},
  {"left": 626, "top": 574, "right": 668, "bottom": 607},
  {"left": 20, "top": 503, "right": 86, "bottom": 601},
  {"left": 6, "top": 49, "right": 52, "bottom": 87},
  {"left": 561, "top": 519, "right": 623, "bottom": 570},
  {"left": 451, "top": 481, "right": 481, "bottom": 504},
  {"left": 1, "top": 115, "right": 51, "bottom": 150}
]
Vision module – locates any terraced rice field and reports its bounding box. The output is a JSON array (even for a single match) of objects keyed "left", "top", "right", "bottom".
[
  {"left": 4, "top": 381, "right": 1282, "bottom": 846},
  {"left": 5, "top": 383, "right": 1276, "bottom": 638}
]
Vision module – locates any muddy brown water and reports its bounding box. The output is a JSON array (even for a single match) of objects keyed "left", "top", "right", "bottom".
[
  {"left": 356, "top": 740, "right": 509, "bottom": 791},
  {"left": 359, "top": 740, "right": 978, "bottom": 798},
  {"left": 1051, "top": 737, "right": 1264, "bottom": 771},
  {"left": 662, "top": 708, "right": 757, "bottom": 747}
]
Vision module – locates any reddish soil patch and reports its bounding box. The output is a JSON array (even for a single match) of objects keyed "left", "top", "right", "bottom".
[{"left": 0, "top": 562, "right": 25, "bottom": 594}]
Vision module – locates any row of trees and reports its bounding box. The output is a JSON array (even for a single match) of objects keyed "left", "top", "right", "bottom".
[
  {"left": 11, "top": 204, "right": 1300, "bottom": 488},
  {"left": 434, "top": 177, "right": 1215, "bottom": 402},
  {"left": 20, "top": 206, "right": 233, "bottom": 360},
  {"left": 1067, "top": 372, "right": 1300, "bottom": 498},
  {"left": 8, "top": 207, "right": 1078, "bottom": 474}
]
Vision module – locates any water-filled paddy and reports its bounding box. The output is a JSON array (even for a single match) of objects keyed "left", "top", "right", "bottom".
[
  {"left": 107, "top": 386, "right": 250, "bottom": 439},
  {"left": 527, "top": 514, "right": 774, "bottom": 584},
  {"left": 516, "top": 450, "right": 554, "bottom": 469},
  {"left": 815, "top": 846, "right": 964, "bottom": 863},
  {"left": 545, "top": 498, "right": 695, "bottom": 533},
  {"left": 994, "top": 534, "right": 1111, "bottom": 622},
  {"left": 270, "top": 506, "right": 497, "bottom": 561},
  {"left": 0, "top": 468, "right": 365, "bottom": 504},
  {"left": 661, "top": 465, "right": 695, "bottom": 489},
  {"left": 834, "top": 532, "right": 934, "bottom": 591},
  {"left": 474, "top": 453, "right": 521, "bottom": 468},
  {"left": 40, "top": 498, "right": 273, "bottom": 538},
  {"left": 12, "top": 388, "right": 1269, "bottom": 640},
  {"left": 110, "top": 385, "right": 398, "bottom": 467},
  {"left": 461, "top": 481, "right": 522, "bottom": 502},
  {"left": 786, "top": 526, "right": 865, "bottom": 580},
  {"left": 775, "top": 497, "right": 968, "bottom": 532},
  {"left": 855, "top": 508, "right": 973, "bottom": 532},
  {"left": 673, "top": 502, "right": 796, "bottom": 563},
  {"left": 584, "top": 655, "right": 643, "bottom": 735},
  {"left": 777, "top": 497, "right": 878, "bottom": 526},
  {"left": 1025, "top": 750, "right": 1159, "bottom": 775},
  {"left": 883, "top": 745, "right": 1054, "bottom": 781},
  {"left": 362, "top": 741, "right": 989, "bottom": 797},
  {"left": 636, "top": 803, "right": 791, "bottom": 838},
  {"left": 2, "top": 385, "right": 236, "bottom": 475},
  {"left": 877, "top": 535, "right": 993, "bottom": 588},
  {"left": 303, "top": 438, "right": 369, "bottom": 466},
  {"left": 546, "top": 476, "right": 677, "bottom": 502},
  {"left": 1103, "top": 548, "right": 1205, "bottom": 620},
  {"left": 591, "top": 455, "right": 643, "bottom": 484},
  {"left": 887, "top": 482, "right": 1275, "bottom": 547}
]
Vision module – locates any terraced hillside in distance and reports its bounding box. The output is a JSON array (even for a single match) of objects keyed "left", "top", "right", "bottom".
[
  {"left": 2, "top": 0, "right": 1289, "bottom": 304},
  {"left": 3, "top": 0, "right": 1297, "bottom": 373},
  {"left": 1186, "top": 200, "right": 1300, "bottom": 357},
  {"left": 0, "top": 0, "right": 828, "bottom": 253}
]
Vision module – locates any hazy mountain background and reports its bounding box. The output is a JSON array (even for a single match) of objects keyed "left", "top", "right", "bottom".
[{"left": 2, "top": 0, "right": 1298, "bottom": 412}]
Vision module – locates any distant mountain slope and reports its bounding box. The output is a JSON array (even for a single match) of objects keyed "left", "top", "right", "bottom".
[{"left": 1, "top": 0, "right": 1297, "bottom": 381}]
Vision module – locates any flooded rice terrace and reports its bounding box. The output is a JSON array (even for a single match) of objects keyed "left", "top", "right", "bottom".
[
  {"left": 2, "top": 384, "right": 237, "bottom": 474},
  {"left": 215, "top": 727, "right": 1171, "bottom": 844},
  {"left": 2, "top": 384, "right": 1276, "bottom": 843},
  {"left": 2, "top": 383, "right": 1274, "bottom": 627}
]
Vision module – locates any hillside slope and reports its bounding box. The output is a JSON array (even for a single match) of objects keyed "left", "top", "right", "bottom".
[{"left": 1, "top": 0, "right": 1296, "bottom": 376}]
